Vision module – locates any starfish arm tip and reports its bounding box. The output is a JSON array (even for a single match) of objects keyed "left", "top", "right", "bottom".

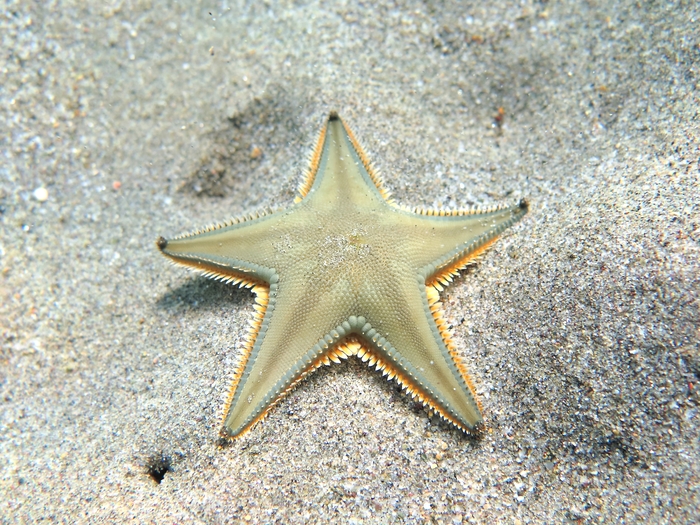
[{"left": 156, "top": 236, "right": 168, "bottom": 251}]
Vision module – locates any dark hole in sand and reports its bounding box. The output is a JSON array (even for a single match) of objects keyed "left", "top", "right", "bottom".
[{"left": 146, "top": 454, "right": 172, "bottom": 484}]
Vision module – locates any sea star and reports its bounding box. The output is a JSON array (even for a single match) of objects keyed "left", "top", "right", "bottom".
[{"left": 157, "top": 112, "right": 528, "bottom": 439}]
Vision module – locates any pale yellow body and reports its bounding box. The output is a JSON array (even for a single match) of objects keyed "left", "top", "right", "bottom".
[{"left": 158, "top": 113, "right": 528, "bottom": 439}]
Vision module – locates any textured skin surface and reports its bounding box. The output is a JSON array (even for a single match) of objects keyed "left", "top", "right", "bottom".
[{"left": 158, "top": 114, "right": 527, "bottom": 438}]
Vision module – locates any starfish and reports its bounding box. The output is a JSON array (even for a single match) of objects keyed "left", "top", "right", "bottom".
[{"left": 157, "top": 112, "right": 528, "bottom": 440}]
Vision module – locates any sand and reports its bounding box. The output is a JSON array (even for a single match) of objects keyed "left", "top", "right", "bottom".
[{"left": 1, "top": 0, "right": 698, "bottom": 523}]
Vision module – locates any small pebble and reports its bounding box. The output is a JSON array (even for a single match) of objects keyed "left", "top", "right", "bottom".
[{"left": 33, "top": 187, "right": 49, "bottom": 202}]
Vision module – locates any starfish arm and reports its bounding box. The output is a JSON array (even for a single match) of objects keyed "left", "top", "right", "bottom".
[
  {"left": 350, "top": 274, "right": 485, "bottom": 432},
  {"left": 396, "top": 199, "right": 529, "bottom": 276},
  {"left": 156, "top": 209, "right": 308, "bottom": 284},
  {"left": 299, "top": 114, "right": 393, "bottom": 211},
  {"left": 220, "top": 271, "right": 363, "bottom": 437}
]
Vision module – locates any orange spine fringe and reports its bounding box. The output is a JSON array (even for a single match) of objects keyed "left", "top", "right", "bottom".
[
  {"left": 294, "top": 122, "right": 327, "bottom": 203},
  {"left": 340, "top": 119, "right": 394, "bottom": 203},
  {"left": 399, "top": 201, "right": 511, "bottom": 217},
  {"left": 423, "top": 236, "right": 503, "bottom": 416},
  {"left": 163, "top": 259, "right": 269, "bottom": 434},
  {"left": 220, "top": 283, "right": 270, "bottom": 431}
]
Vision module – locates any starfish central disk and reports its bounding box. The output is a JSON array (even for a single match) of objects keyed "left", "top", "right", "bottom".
[{"left": 157, "top": 112, "right": 528, "bottom": 439}]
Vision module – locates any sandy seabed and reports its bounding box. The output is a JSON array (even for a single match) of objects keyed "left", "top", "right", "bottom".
[{"left": 1, "top": 1, "right": 698, "bottom": 523}]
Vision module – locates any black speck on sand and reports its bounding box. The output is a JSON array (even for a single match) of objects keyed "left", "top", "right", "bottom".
[{"left": 1, "top": 1, "right": 698, "bottom": 523}]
